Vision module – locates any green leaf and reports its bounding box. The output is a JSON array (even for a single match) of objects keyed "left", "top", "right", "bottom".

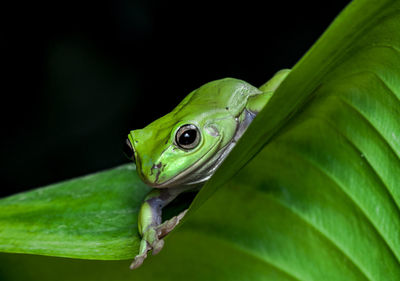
[
  {"left": 1, "top": 0, "right": 400, "bottom": 280},
  {"left": 0, "top": 164, "right": 150, "bottom": 259}
]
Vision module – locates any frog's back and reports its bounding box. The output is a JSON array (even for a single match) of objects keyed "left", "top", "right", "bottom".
[{"left": 172, "top": 78, "right": 262, "bottom": 118}]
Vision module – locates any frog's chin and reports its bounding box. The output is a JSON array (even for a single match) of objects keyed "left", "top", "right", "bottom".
[
  {"left": 144, "top": 178, "right": 206, "bottom": 189},
  {"left": 144, "top": 170, "right": 209, "bottom": 188}
]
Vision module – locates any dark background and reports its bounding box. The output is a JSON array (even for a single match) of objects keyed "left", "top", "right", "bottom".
[{"left": 2, "top": 0, "right": 349, "bottom": 197}]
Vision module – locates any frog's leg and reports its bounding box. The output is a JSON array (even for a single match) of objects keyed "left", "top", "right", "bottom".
[
  {"left": 233, "top": 69, "right": 291, "bottom": 140},
  {"left": 247, "top": 69, "right": 291, "bottom": 114},
  {"left": 130, "top": 185, "right": 198, "bottom": 269},
  {"left": 259, "top": 69, "right": 291, "bottom": 93}
]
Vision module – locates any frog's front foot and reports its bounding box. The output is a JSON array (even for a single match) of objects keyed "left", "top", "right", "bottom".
[
  {"left": 130, "top": 209, "right": 188, "bottom": 269},
  {"left": 130, "top": 226, "right": 164, "bottom": 269}
]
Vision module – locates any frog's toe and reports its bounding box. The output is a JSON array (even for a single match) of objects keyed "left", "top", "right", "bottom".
[
  {"left": 130, "top": 253, "right": 147, "bottom": 269},
  {"left": 151, "top": 238, "right": 165, "bottom": 255},
  {"left": 130, "top": 229, "right": 157, "bottom": 269},
  {"left": 130, "top": 239, "right": 150, "bottom": 269},
  {"left": 156, "top": 209, "right": 188, "bottom": 238}
]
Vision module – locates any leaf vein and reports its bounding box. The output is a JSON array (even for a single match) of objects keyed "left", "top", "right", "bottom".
[{"left": 307, "top": 109, "right": 400, "bottom": 266}]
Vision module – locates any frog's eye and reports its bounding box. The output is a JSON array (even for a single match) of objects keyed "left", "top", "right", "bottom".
[
  {"left": 123, "top": 138, "right": 136, "bottom": 162},
  {"left": 175, "top": 124, "right": 201, "bottom": 150}
]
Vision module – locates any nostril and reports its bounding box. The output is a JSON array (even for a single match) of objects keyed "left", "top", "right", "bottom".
[{"left": 123, "top": 138, "right": 136, "bottom": 162}]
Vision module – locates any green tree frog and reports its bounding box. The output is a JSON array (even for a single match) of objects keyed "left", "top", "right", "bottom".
[{"left": 125, "top": 69, "right": 290, "bottom": 269}]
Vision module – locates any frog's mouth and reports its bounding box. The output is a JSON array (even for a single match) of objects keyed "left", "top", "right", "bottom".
[
  {"left": 149, "top": 137, "right": 235, "bottom": 188},
  {"left": 147, "top": 148, "right": 215, "bottom": 188}
]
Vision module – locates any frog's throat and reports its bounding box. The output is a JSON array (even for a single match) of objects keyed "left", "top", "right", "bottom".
[{"left": 150, "top": 109, "right": 256, "bottom": 188}]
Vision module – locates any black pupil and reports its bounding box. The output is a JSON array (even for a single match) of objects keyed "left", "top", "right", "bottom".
[{"left": 179, "top": 129, "right": 197, "bottom": 145}]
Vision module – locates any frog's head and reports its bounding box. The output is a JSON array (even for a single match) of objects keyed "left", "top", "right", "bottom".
[{"left": 124, "top": 78, "right": 261, "bottom": 188}]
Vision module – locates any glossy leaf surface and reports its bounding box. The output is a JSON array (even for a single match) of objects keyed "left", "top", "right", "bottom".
[
  {"left": 0, "top": 165, "right": 150, "bottom": 259},
  {"left": 1, "top": 0, "right": 400, "bottom": 280}
]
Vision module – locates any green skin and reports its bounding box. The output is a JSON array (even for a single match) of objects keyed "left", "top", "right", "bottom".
[{"left": 127, "top": 69, "right": 290, "bottom": 269}]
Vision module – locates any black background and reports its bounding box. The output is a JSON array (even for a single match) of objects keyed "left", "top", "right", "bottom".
[{"left": 2, "top": 0, "right": 349, "bottom": 197}]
